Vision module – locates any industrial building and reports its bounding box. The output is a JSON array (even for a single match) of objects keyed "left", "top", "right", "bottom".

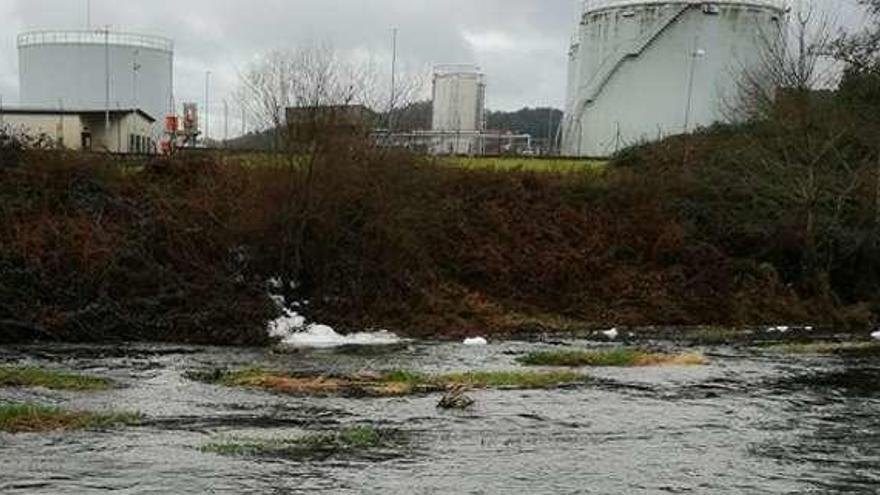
[
  {"left": 374, "top": 64, "right": 533, "bottom": 156},
  {"left": 17, "top": 30, "right": 174, "bottom": 141},
  {"left": 562, "top": 0, "right": 788, "bottom": 157},
  {"left": 0, "top": 107, "right": 156, "bottom": 153}
]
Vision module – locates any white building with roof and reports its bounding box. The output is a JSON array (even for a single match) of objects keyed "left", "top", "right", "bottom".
[{"left": 0, "top": 107, "right": 157, "bottom": 154}]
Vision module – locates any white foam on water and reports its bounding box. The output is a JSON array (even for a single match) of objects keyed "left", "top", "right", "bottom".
[
  {"left": 267, "top": 309, "right": 307, "bottom": 339},
  {"left": 267, "top": 308, "right": 401, "bottom": 348},
  {"left": 463, "top": 337, "right": 488, "bottom": 346},
  {"left": 602, "top": 328, "right": 619, "bottom": 340},
  {"left": 872, "top": 330, "right": 880, "bottom": 341},
  {"left": 283, "top": 326, "right": 402, "bottom": 348}
]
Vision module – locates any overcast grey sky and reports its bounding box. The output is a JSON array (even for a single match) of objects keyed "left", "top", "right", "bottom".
[{"left": 0, "top": 0, "right": 868, "bottom": 135}]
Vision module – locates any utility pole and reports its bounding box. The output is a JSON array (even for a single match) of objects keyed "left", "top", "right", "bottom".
[
  {"left": 241, "top": 106, "right": 246, "bottom": 137},
  {"left": 0, "top": 94, "right": 4, "bottom": 128},
  {"left": 204, "top": 70, "right": 211, "bottom": 145},
  {"left": 388, "top": 27, "right": 398, "bottom": 133},
  {"left": 58, "top": 98, "right": 64, "bottom": 147},
  {"left": 546, "top": 106, "right": 553, "bottom": 155},
  {"left": 224, "top": 98, "right": 229, "bottom": 147}
]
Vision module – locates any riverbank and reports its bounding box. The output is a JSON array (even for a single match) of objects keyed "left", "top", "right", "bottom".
[{"left": 1, "top": 135, "right": 878, "bottom": 344}]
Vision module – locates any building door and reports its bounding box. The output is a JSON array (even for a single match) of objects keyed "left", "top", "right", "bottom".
[{"left": 81, "top": 132, "right": 92, "bottom": 151}]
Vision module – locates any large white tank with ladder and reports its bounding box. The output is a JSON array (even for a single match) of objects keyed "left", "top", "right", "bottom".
[
  {"left": 18, "top": 30, "right": 174, "bottom": 137},
  {"left": 561, "top": 0, "right": 787, "bottom": 157}
]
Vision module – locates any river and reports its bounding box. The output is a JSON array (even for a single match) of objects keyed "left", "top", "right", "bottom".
[{"left": 1, "top": 339, "right": 878, "bottom": 494}]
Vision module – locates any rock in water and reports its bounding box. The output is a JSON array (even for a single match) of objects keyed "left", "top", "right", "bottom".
[
  {"left": 437, "top": 384, "right": 475, "bottom": 410},
  {"left": 463, "top": 337, "right": 488, "bottom": 346}
]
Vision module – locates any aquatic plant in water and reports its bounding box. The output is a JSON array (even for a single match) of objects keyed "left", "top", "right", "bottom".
[
  {"left": 767, "top": 341, "right": 880, "bottom": 357},
  {"left": 187, "top": 368, "right": 587, "bottom": 396},
  {"left": 201, "top": 426, "right": 393, "bottom": 459},
  {"left": 0, "top": 402, "right": 140, "bottom": 433},
  {"left": 0, "top": 366, "right": 113, "bottom": 391},
  {"left": 517, "top": 348, "right": 710, "bottom": 368}
]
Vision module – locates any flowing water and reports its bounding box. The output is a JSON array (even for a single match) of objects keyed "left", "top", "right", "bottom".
[{"left": 1, "top": 339, "right": 878, "bottom": 494}]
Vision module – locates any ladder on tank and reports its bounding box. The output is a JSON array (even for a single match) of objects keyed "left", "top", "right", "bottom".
[{"left": 570, "top": 4, "right": 691, "bottom": 131}]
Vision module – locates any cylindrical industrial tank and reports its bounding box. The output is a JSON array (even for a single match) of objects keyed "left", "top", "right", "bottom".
[
  {"left": 432, "top": 64, "right": 486, "bottom": 133},
  {"left": 18, "top": 30, "right": 174, "bottom": 135},
  {"left": 562, "top": 0, "right": 787, "bottom": 157}
]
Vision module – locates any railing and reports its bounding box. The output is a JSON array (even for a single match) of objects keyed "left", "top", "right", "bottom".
[
  {"left": 582, "top": 0, "right": 788, "bottom": 14},
  {"left": 434, "top": 64, "right": 482, "bottom": 76},
  {"left": 17, "top": 30, "right": 174, "bottom": 52}
]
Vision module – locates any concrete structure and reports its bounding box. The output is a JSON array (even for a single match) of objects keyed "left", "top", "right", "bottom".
[
  {"left": 431, "top": 65, "right": 486, "bottom": 154},
  {"left": 0, "top": 108, "right": 157, "bottom": 153},
  {"left": 562, "top": 0, "right": 787, "bottom": 157},
  {"left": 18, "top": 30, "right": 174, "bottom": 139}
]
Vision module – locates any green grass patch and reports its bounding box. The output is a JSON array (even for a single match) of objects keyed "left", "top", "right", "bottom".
[
  {"left": 0, "top": 402, "right": 140, "bottom": 433},
  {"left": 0, "top": 366, "right": 114, "bottom": 391},
  {"left": 188, "top": 368, "right": 587, "bottom": 396},
  {"left": 427, "top": 370, "right": 586, "bottom": 388},
  {"left": 767, "top": 341, "right": 880, "bottom": 357},
  {"left": 448, "top": 156, "right": 607, "bottom": 174},
  {"left": 517, "top": 348, "right": 710, "bottom": 368},
  {"left": 201, "top": 426, "right": 390, "bottom": 459}
]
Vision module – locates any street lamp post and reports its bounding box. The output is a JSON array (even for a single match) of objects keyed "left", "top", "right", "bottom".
[
  {"left": 100, "top": 26, "right": 110, "bottom": 135},
  {"left": 683, "top": 39, "right": 706, "bottom": 166},
  {"left": 684, "top": 39, "right": 706, "bottom": 134},
  {"left": 132, "top": 49, "right": 141, "bottom": 110}
]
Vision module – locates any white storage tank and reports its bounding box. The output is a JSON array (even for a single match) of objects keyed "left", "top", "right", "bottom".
[
  {"left": 562, "top": 0, "right": 787, "bottom": 157},
  {"left": 18, "top": 30, "right": 174, "bottom": 136},
  {"left": 432, "top": 65, "right": 486, "bottom": 133}
]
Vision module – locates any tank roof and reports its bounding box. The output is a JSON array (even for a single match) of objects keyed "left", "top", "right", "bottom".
[
  {"left": 582, "top": 0, "right": 788, "bottom": 15},
  {"left": 17, "top": 30, "right": 174, "bottom": 53},
  {"left": 434, "top": 64, "right": 482, "bottom": 76}
]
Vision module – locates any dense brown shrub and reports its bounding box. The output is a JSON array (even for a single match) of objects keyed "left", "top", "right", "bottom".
[
  {"left": 0, "top": 152, "right": 275, "bottom": 344},
  {"left": 2, "top": 127, "right": 872, "bottom": 344}
]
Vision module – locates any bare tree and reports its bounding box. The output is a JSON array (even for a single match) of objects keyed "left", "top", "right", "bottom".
[
  {"left": 236, "top": 43, "right": 429, "bottom": 151},
  {"left": 834, "top": 0, "right": 880, "bottom": 230},
  {"left": 236, "top": 43, "right": 368, "bottom": 151},
  {"left": 235, "top": 42, "right": 429, "bottom": 305},
  {"left": 727, "top": 1, "right": 839, "bottom": 122},
  {"left": 711, "top": 2, "right": 865, "bottom": 287}
]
